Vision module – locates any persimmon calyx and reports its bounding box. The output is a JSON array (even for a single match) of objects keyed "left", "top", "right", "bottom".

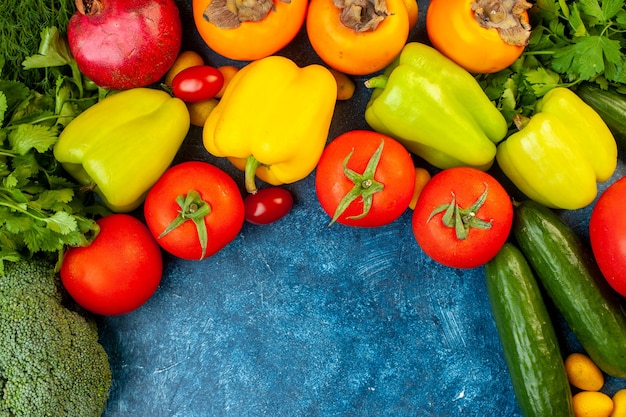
[
  {"left": 203, "top": 0, "right": 290, "bottom": 29},
  {"left": 427, "top": 183, "right": 493, "bottom": 240},
  {"left": 334, "top": 0, "right": 388, "bottom": 32},
  {"left": 471, "top": 0, "right": 532, "bottom": 46},
  {"left": 329, "top": 139, "right": 385, "bottom": 225}
]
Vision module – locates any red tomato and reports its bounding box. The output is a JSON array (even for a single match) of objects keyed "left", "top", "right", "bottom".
[
  {"left": 589, "top": 176, "right": 626, "bottom": 297},
  {"left": 315, "top": 130, "right": 415, "bottom": 227},
  {"left": 412, "top": 167, "right": 513, "bottom": 268},
  {"left": 244, "top": 187, "right": 294, "bottom": 225},
  {"left": 171, "top": 65, "right": 224, "bottom": 103},
  {"left": 143, "top": 161, "right": 245, "bottom": 260},
  {"left": 60, "top": 214, "right": 163, "bottom": 316}
]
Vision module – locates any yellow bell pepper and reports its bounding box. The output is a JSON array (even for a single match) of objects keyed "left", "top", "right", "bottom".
[
  {"left": 202, "top": 55, "right": 337, "bottom": 193},
  {"left": 496, "top": 87, "right": 617, "bottom": 210},
  {"left": 54, "top": 88, "right": 190, "bottom": 212}
]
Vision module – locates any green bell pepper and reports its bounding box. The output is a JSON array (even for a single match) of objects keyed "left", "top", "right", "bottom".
[
  {"left": 496, "top": 87, "right": 617, "bottom": 210},
  {"left": 54, "top": 88, "right": 190, "bottom": 213},
  {"left": 364, "top": 42, "right": 508, "bottom": 170}
]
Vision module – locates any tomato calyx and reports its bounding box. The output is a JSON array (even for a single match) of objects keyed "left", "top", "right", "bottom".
[
  {"left": 329, "top": 139, "right": 385, "bottom": 225},
  {"left": 427, "top": 183, "right": 492, "bottom": 240},
  {"left": 471, "top": 0, "right": 532, "bottom": 46},
  {"left": 336, "top": 0, "right": 388, "bottom": 32},
  {"left": 203, "top": 0, "right": 288, "bottom": 29},
  {"left": 158, "top": 190, "right": 212, "bottom": 259}
]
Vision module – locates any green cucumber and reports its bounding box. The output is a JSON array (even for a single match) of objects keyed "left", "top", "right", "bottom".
[
  {"left": 485, "top": 243, "right": 574, "bottom": 417},
  {"left": 576, "top": 83, "right": 626, "bottom": 150},
  {"left": 513, "top": 200, "right": 626, "bottom": 378}
]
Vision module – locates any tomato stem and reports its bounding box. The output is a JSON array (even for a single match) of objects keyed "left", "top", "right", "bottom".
[
  {"left": 329, "top": 139, "right": 385, "bottom": 225},
  {"left": 158, "top": 190, "right": 212, "bottom": 260},
  {"left": 427, "top": 183, "right": 493, "bottom": 240}
]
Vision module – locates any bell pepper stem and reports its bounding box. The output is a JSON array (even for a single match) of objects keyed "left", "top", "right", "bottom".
[
  {"left": 513, "top": 113, "right": 531, "bottom": 130},
  {"left": 245, "top": 155, "right": 262, "bottom": 194},
  {"left": 364, "top": 75, "right": 389, "bottom": 90}
]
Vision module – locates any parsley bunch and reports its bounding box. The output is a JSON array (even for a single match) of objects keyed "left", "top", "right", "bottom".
[
  {"left": 0, "top": 28, "right": 108, "bottom": 269},
  {"left": 477, "top": 0, "right": 626, "bottom": 124}
]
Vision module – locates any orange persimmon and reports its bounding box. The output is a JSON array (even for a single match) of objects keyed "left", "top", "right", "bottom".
[
  {"left": 403, "top": 0, "right": 419, "bottom": 30},
  {"left": 192, "top": 0, "right": 308, "bottom": 61},
  {"left": 426, "top": 0, "right": 532, "bottom": 74},
  {"left": 306, "top": 0, "right": 411, "bottom": 76}
]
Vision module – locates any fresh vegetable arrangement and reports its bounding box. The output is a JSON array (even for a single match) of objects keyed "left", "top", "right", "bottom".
[{"left": 3, "top": 0, "right": 626, "bottom": 415}]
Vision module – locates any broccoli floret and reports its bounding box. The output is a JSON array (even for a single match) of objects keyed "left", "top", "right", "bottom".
[{"left": 0, "top": 258, "right": 112, "bottom": 417}]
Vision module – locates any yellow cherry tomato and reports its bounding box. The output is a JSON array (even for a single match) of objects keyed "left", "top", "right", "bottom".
[
  {"left": 187, "top": 98, "right": 219, "bottom": 127},
  {"left": 409, "top": 167, "right": 431, "bottom": 210},
  {"left": 215, "top": 65, "right": 239, "bottom": 99},
  {"left": 164, "top": 50, "right": 205, "bottom": 86},
  {"left": 328, "top": 69, "right": 356, "bottom": 101},
  {"left": 611, "top": 389, "right": 626, "bottom": 417},
  {"left": 573, "top": 391, "right": 614, "bottom": 417},
  {"left": 565, "top": 353, "right": 605, "bottom": 392}
]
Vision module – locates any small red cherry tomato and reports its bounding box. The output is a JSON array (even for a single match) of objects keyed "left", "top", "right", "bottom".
[
  {"left": 244, "top": 187, "right": 294, "bottom": 225},
  {"left": 171, "top": 65, "right": 225, "bottom": 102}
]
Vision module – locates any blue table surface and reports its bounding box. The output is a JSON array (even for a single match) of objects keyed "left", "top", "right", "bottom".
[{"left": 98, "top": 1, "right": 626, "bottom": 415}]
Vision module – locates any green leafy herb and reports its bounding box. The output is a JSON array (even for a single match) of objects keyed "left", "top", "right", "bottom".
[
  {"left": 477, "top": 0, "right": 626, "bottom": 124},
  {"left": 0, "top": 28, "right": 110, "bottom": 269},
  {"left": 0, "top": 0, "right": 75, "bottom": 89}
]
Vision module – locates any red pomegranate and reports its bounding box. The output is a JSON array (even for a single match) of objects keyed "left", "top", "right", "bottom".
[{"left": 68, "top": 0, "right": 183, "bottom": 90}]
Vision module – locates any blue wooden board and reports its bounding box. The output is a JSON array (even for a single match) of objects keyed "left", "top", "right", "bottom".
[{"left": 98, "top": 1, "right": 626, "bottom": 415}]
